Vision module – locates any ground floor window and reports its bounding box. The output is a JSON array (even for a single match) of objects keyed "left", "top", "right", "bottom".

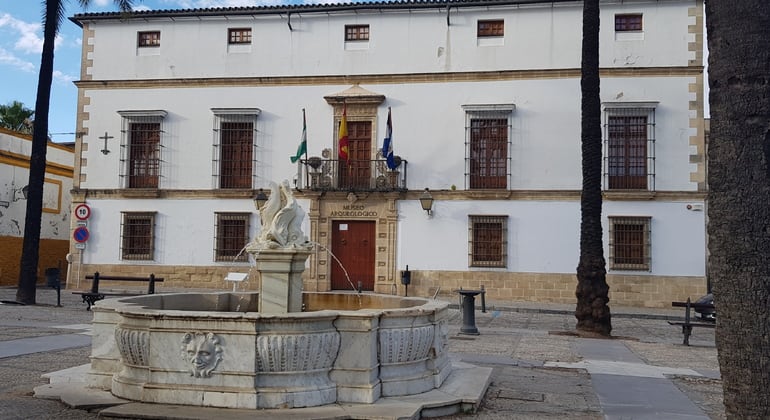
[
  {"left": 121, "top": 212, "right": 156, "bottom": 261},
  {"left": 468, "top": 215, "right": 508, "bottom": 268},
  {"left": 214, "top": 212, "right": 250, "bottom": 262},
  {"left": 608, "top": 216, "right": 651, "bottom": 271}
]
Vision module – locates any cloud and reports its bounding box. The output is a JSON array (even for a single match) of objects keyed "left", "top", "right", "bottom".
[
  {"left": 0, "top": 13, "right": 45, "bottom": 54},
  {"left": 53, "top": 70, "right": 76, "bottom": 84},
  {"left": 0, "top": 46, "right": 36, "bottom": 72}
]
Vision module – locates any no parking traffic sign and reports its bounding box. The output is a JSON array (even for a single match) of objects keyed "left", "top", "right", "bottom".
[{"left": 73, "top": 226, "right": 90, "bottom": 243}]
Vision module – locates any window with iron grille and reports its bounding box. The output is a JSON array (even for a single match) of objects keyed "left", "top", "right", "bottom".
[
  {"left": 138, "top": 31, "right": 161, "bottom": 47},
  {"left": 212, "top": 109, "right": 260, "bottom": 189},
  {"left": 477, "top": 19, "right": 504, "bottom": 37},
  {"left": 603, "top": 103, "right": 656, "bottom": 191},
  {"left": 118, "top": 110, "right": 167, "bottom": 189},
  {"left": 615, "top": 14, "right": 643, "bottom": 32},
  {"left": 121, "top": 212, "right": 156, "bottom": 261},
  {"left": 469, "top": 215, "right": 508, "bottom": 268},
  {"left": 228, "top": 28, "right": 252, "bottom": 45},
  {"left": 608, "top": 216, "right": 651, "bottom": 271},
  {"left": 463, "top": 105, "right": 514, "bottom": 190},
  {"left": 345, "top": 25, "right": 369, "bottom": 41},
  {"left": 215, "top": 213, "right": 250, "bottom": 262}
]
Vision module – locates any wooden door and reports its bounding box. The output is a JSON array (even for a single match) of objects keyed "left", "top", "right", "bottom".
[
  {"left": 331, "top": 220, "right": 375, "bottom": 291},
  {"left": 339, "top": 121, "right": 371, "bottom": 189}
]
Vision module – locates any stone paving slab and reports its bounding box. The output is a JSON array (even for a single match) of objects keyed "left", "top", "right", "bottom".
[{"left": 0, "top": 334, "right": 92, "bottom": 358}]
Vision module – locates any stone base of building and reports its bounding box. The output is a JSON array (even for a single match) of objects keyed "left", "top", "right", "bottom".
[{"left": 68, "top": 263, "right": 706, "bottom": 308}]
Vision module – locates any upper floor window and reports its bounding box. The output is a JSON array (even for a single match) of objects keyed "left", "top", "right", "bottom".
[
  {"left": 228, "top": 28, "right": 252, "bottom": 45},
  {"left": 137, "top": 31, "right": 160, "bottom": 47},
  {"left": 615, "top": 14, "right": 643, "bottom": 32},
  {"left": 345, "top": 25, "right": 369, "bottom": 41},
  {"left": 118, "top": 110, "right": 167, "bottom": 189},
  {"left": 463, "top": 104, "right": 514, "bottom": 190},
  {"left": 215, "top": 213, "right": 250, "bottom": 262},
  {"left": 603, "top": 103, "right": 656, "bottom": 191},
  {"left": 212, "top": 108, "right": 261, "bottom": 189},
  {"left": 608, "top": 216, "right": 651, "bottom": 271},
  {"left": 477, "top": 19, "right": 504, "bottom": 37},
  {"left": 469, "top": 215, "right": 508, "bottom": 268},
  {"left": 121, "top": 212, "right": 156, "bottom": 261}
]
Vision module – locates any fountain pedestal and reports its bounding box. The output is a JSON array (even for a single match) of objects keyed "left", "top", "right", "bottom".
[{"left": 254, "top": 248, "right": 311, "bottom": 313}]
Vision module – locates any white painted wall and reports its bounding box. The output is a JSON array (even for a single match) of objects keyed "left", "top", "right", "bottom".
[
  {"left": 78, "top": 198, "right": 310, "bottom": 266},
  {"left": 81, "top": 75, "right": 696, "bottom": 192},
  {"left": 80, "top": 1, "right": 694, "bottom": 81},
  {"left": 398, "top": 199, "right": 706, "bottom": 277}
]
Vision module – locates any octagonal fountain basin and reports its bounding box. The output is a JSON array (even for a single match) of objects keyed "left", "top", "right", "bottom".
[{"left": 88, "top": 292, "right": 452, "bottom": 409}]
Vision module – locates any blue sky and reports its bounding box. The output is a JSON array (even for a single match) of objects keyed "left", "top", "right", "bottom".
[{"left": 0, "top": 1, "right": 301, "bottom": 143}]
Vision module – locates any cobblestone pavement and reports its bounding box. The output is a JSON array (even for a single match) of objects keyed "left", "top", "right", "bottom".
[{"left": 0, "top": 287, "right": 723, "bottom": 419}]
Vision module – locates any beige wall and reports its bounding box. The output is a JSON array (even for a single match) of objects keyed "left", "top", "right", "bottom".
[
  {"left": 404, "top": 271, "right": 707, "bottom": 309},
  {"left": 68, "top": 262, "right": 706, "bottom": 309}
]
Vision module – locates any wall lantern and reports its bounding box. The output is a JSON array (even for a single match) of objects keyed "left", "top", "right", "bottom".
[
  {"left": 253, "top": 188, "right": 268, "bottom": 210},
  {"left": 21, "top": 185, "right": 29, "bottom": 200},
  {"left": 419, "top": 188, "right": 434, "bottom": 216}
]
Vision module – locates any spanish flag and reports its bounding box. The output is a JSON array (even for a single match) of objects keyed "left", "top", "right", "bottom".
[{"left": 338, "top": 104, "right": 349, "bottom": 163}]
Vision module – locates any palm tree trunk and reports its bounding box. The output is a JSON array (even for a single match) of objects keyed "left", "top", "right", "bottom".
[
  {"left": 575, "top": 0, "right": 611, "bottom": 336},
  {"left": 15, "top": 0, "right": 59, "bottom": 304},
  {"left": 706, "top": 1, "right": 770, "bottom": 417}
]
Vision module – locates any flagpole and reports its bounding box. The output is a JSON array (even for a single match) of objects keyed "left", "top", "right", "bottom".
[{"left": 302, "top": 108, "right": 307, "bottom": 161}]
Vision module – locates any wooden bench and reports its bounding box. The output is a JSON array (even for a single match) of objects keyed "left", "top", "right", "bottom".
[
  {"left": 668, "top": 298, "right": 715, "bottom": 345},
  {"left": 73, "top": 272, "right": 164, "bottom": 311}
]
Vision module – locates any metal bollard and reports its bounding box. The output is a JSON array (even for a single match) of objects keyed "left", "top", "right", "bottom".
[
  {"left": 45, "top": 267, "right": 61, "bottom": 307},
  {"left": 480, "top": 284, "right": 487, "bottom": 313}
]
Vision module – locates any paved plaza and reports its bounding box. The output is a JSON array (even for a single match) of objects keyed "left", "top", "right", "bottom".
[{"left": 0, "top": 286, "right": 723, "bottom": 419}]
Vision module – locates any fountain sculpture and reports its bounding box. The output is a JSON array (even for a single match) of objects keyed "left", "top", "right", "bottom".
[{"left": 86, "top": 180, "right": 453, "bottom": 410}]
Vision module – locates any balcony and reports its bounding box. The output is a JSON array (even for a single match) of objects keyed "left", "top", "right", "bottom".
[{"left": 296, "top": 157, "right": 408, "bottom": 192}]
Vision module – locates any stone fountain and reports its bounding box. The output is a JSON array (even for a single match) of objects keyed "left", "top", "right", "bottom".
[{"left": 85, "top": 180, "right": 457, "bottom": 410}]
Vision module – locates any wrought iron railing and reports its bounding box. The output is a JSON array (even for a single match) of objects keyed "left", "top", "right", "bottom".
[{"left": 296, "top": 157, "right": 408, "bottom": 192}]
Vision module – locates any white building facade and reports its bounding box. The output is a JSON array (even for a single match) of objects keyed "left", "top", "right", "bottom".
[{"left": 69, "top": 0, "right": 707, "bottom": 307}]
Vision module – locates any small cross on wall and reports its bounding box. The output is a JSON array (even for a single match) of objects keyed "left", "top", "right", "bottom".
[{"left": 99, "top": 132, "right": 114, "bottom": 155}]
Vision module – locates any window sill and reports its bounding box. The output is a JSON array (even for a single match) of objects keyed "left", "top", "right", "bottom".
[
  {"left": 477, "top": 37, "right": 504, "bottom": 47},
  {"left": 615, "top": 31, "right": 644, "bottom": 41},
  {"left": 344, "top": 41, "right": 369, "bottom": 51},
  {"left": 603, "top": 190, "right": 655, "bottom": 201}
]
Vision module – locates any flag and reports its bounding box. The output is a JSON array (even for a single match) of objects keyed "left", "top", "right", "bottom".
[
  {"left": 290, "top": 109, "right": 307, "bottom": 163},
  {"left": 338, "top": 104, "right": 349, "bottom": 163},
  {"left": 382, "top": 107, "right": 396, "bottom": 169}
]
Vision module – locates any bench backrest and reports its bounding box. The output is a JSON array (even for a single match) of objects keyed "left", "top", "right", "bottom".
[{"left": 85, "top": 272, "right": 164, "bottom": 294}]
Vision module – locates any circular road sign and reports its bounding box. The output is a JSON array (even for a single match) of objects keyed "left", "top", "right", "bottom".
[
  {"left": 74, "top": 203, "right": 91, "bottom": 221},
  {"left": 73, "top": 226, "right": 90, "bottom": 243}
]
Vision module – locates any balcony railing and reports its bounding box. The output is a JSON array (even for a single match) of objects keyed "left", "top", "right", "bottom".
[{"left": 296, "top": 157, "right": 408, "bottom": 192}]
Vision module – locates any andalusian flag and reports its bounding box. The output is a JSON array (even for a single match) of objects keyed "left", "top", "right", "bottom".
[
  {"left": 382, "top": 107, "right": 396, "bottom": 169},
  {"left": 290, "top": 109, "right": 307, "bottom": 163},
  {"left": 338, "top": 104, "right": 349, "bottom": 163}
]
